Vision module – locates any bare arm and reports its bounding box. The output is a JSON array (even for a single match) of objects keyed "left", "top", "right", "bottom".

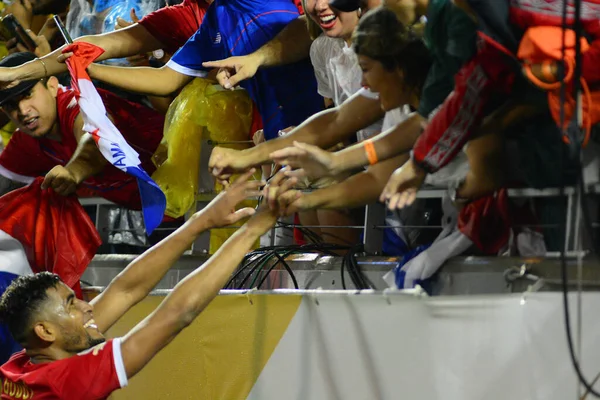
[
  {"left": 272, "top": 113, "right": 424, "bottom": 180},
  {"left": 202, "top": 16, "right": 312, "bottom": 89},
  {"left": 250, "top": 15, "right": 312, "bottom": 68},
  {"left": 210, "top": 92, "right": 385, "bottom": 178},
  {"left": 41, "top": 115, "right": 107, "bottom": 195},
  {"left": 119, "top": 206, "right": 276, "bottom": 378},
  {"left": 0, "top": 23, "right": 163, "bottom": 82},
  {"left": 86, "top": 63, "right": 193, "bottom": 96},
  {"left": 331, "top": 113, "right": 424, "bottom": 173},
  {"left": 272, "top": 155, "right": 408, "bottom": 213},
  {"left": 90, "top": 171, "right": 262, "bottom": 333}
]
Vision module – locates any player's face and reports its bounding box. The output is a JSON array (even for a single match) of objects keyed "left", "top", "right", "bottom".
[
  {"left": 358, "top": 55, "right": 408, "bottom": 112},
  {"left": 306, "top": 0, "right": 360, "bottom": 39},
  {"left": 2, "top": 78, "right": 59, "bottom": 139},
  {"left": 45, "top": 283, "right": 105, "bottom": 353}
]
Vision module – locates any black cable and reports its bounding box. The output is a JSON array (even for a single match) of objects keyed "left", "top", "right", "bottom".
[
  {"left": 228, "top": 243, "right": 350, "bottom": 290},
  {"left": 255, "top": 249, "right": 298, "bottom": 289},
  {"left": 557, "top": 0, "right": 600, "bottom": 396}
]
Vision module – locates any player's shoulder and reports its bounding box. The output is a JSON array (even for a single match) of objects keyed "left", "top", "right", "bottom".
[
  {"left": 0, "top": 350, "right": 28, "bottom": 372},
  {"left": 76, "top": 340, "right": 115, "bottom": 358}
]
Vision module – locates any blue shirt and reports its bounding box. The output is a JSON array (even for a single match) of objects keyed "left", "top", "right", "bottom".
[{"left": 168, "top": 0, "right": 323, "bottom": 140}]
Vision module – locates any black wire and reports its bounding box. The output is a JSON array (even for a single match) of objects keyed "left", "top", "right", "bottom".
[
  {"left": 255, "top": 250, "right": 298, "bottom": 289},
  {"left": 226, "top": 251, "right": 270, "bottom": 289},
  {"left": 558, "top": 0, "right": 600, "bottom": 396},
  {"left": 341, "top": 244, "right": 372, "bottom": 290},
  {"left": 228, "top": 243, "right": 351, "bottom": 290}
]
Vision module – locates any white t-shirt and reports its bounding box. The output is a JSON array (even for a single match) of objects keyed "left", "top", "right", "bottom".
[{"left": 310, "top": 35, "right": 383, "bottom": 141}]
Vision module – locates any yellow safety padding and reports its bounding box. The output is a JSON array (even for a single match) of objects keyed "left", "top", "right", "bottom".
[{"left": 107, "top": 294, "right": 302, "bottom": 400}]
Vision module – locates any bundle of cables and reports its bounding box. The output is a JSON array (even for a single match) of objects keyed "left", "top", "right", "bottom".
[
  {"left": 225, "top": 241, "right": 377, "bottom": 290},
  {"left": 226, "top": 243, "right": 348, "bottom": 290},
  {"left": 341, "top": 243, "right": 377, "bottom": 290}
]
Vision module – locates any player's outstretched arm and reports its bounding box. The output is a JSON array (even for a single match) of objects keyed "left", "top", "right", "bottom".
[
  {"left": 90, "top": 170, "right": 263, "bottom": 333},
  {"left": 118, "top": 204, "right": 277, "bottom": 379}
]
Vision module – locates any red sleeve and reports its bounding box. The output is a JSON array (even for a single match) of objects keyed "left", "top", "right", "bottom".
[
  {"left": 50, "top": 339, "right": 127, "bottom": 399},
  {"left": 139, "top": 0, "right": 207, "bottom": 54},
  {"left": 413, "top": 40, "right": 516, "bottom": 173},
  {"left": 56, "top": 88, "right": 80, "bottom": 137},
  {"left": 0, "top": 131, "right": 54, "bottom": 182},
  {"left": 583, "top": 41, "right": 600, "bottom": 83},
  {"left": 293, "top": 0, "right": 304, "bottom": 14}
]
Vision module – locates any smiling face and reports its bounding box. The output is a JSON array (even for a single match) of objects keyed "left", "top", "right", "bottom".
[
  {"left": 34, "top": 282, "right": 105, "bottom": 354},
  {"left": 305, "top": 0, "right": 360, "bottom": 39},
  {"left": 1, "top": 78, "right": 59, "bottom": 139},
  {"left": 358, "top": 54, "right": 408, "bottom": 112}
]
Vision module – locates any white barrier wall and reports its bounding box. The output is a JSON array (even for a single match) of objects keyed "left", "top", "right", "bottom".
[{"left": 106, "top": 291, "right": 600, "bottom": 400}]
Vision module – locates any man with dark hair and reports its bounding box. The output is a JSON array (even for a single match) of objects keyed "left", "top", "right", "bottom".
[
  {"left": 0, "top": 170, "right": 273, "bottom": 400},
  {"left": 0, "top": 51, "right": 164, "bottom": 207}
]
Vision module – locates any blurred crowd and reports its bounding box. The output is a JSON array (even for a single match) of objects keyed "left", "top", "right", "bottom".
[{"left": 0, "top": 0, "right": 599, "bottom": 262}]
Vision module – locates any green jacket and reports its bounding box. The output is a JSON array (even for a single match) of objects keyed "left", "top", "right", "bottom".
[{"left": 418, "top": 0, "right": 478, "bottom": 118}]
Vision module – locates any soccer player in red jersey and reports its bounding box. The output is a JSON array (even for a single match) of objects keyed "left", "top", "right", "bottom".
[{"left": 0, "top": 169, "right": 273, "bottom": 400}]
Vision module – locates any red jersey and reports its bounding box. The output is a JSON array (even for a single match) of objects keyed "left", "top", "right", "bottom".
[
  {"left": 0, "top": 87, "right": 165, "bottom": 210},
  {"left": 138, "top": 0, "right": 209, "bottom": 55},
  {"left": 0, "top": 339, "right": 127, "bottom": 400}
]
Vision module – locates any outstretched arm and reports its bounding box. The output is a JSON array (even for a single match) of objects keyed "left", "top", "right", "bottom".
[
  {"left": 86, "top": 63, "right": 192, "bottom": 96},
  {"left": 90, "top": 170, "right": 263, "bottom": 333},
  {"left": 0, "top": 23, "right": 163, "bottom": 83},
  {"left": 118, "top": 203, "right": 277, "bottom": 379},
  {"left": 210, "top": 92, "right": 384, "bottom": 180},
  {"left": 272, "top": 113, "right": 424, "bottom": 180},
  {"left": 268, "top": 155, "right": 408, "bottom": 214},
  {"left": 202, "top": 16, "right": 312, "bottom": 89}
]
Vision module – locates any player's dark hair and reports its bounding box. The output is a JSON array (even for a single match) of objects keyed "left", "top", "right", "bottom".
[
  {"left": 353, "top": 7, "right": 432, "bottom": 99},
  {"left": 0, "top": 272, "right": 61, "bottom": 344}
]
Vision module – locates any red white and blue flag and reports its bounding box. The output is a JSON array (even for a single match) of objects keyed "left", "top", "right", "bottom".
[{"left": 63, "top": 43, "right": 166, "bottom": 234}]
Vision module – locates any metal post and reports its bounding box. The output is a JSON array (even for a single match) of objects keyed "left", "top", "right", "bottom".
[
  {"left": 363, "top": 203, "right": 385, "bottom": 254},
  {"left": 191, "top": 135, "right": 216, "bottom": 255}
]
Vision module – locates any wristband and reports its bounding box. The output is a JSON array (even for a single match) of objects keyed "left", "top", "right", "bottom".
[{"left": 364, "top": 139, "right": 378, "bottom": 165}]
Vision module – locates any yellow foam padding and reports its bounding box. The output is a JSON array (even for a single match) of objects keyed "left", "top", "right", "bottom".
[
  {"left": 151, "top": 78, "right": 256, "bottom": 219},
  {"left": 107, "top": 294, "right": 302, "bottom": 400},
  {"left": 0, "top": 122, "right": 15, "bottom": 147}
]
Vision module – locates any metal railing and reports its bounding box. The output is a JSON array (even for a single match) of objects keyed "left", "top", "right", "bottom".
[{"left": 78, "top": 138, "right": 599, "bottom": 255}]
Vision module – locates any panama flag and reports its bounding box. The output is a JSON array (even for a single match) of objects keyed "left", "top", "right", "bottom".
[
  {"left": 0, "top": 178, "right": 101, "bottom": 362},
  {"left": 63, "top": 42, "right": 166, "bottom": 235}
]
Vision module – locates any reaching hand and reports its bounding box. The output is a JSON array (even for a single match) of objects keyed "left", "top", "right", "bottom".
[
  {"left": 41, "top": 165, "right": 79, "bottom": 196},
  {"left": 3, "top": 0, "right": 33, "bottom": 30},
  {"left": 196, "top": 168, "right": 264, "bottom": 229},
  {"left": 379, "top": 159, "right": 426, "bottom": 210},
  {"left": 262, "top": 167, "right": 307, "bottom": 216},
  {"left": 202, "top": 54, "right": 261, "bottom": 90},
  {"left": 208, "top": 147, "right": 253, "bottom": 184},
  {"left": 270, "top": 141, "right": 336, "bottom": 180},
  {"left": 115, "top": 8, "right": 140, "bottom": 30}
]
